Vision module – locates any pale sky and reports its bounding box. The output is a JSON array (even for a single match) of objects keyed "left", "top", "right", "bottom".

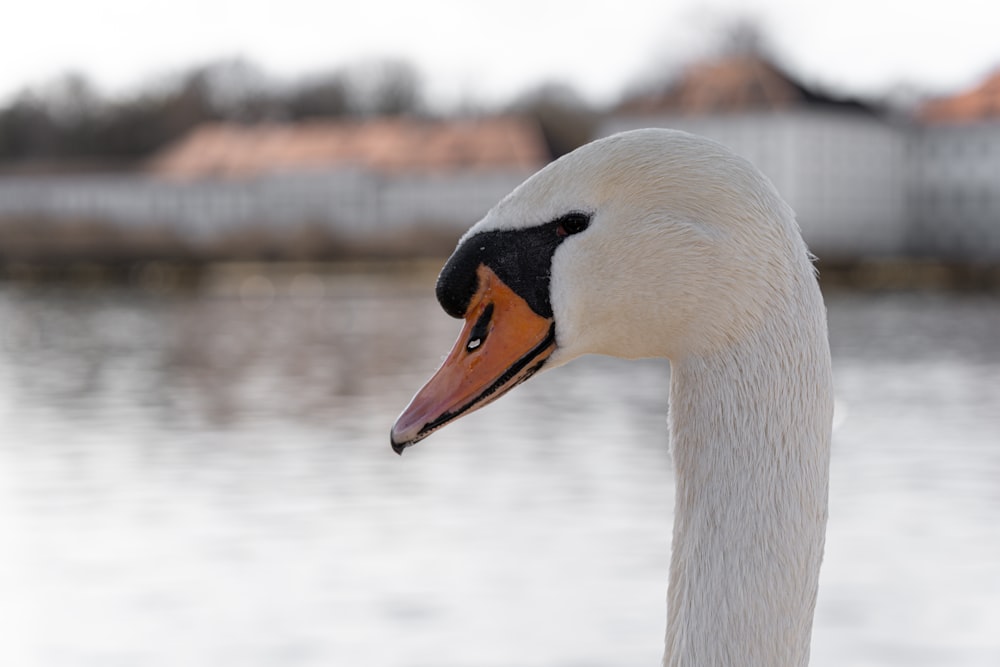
[{"left": 3, "top": 0, "right": 999, "bottom": 108}]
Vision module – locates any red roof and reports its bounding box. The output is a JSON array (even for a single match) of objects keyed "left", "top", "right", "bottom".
[
  {"left": 618, "top": 55, "right": 870, "bottom": 116},
  {"left": 620, "top": 56, "right": 807, "bottom": 114},
  {"left": 148, "top": 117, "right": 548, "bottom": 180},
  {"left": 919, "top": 69, "right": 1000, "bottom": 123}
]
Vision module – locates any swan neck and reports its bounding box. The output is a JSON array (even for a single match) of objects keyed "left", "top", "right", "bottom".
[{"left": 664, "top": 302, "right": 833, "bottom": 667}]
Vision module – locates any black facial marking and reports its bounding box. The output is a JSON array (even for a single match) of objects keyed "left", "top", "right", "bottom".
[
  {"left": 436, "top": 212, "right": 592, "bottom": 319},
  {"left": 466, "top": 303, "right": 494, "bottom": 351}
]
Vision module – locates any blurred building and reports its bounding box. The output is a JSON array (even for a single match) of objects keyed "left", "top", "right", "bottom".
[
  {"left": 0, "top": 117, "right": 547, "bottom": 257},
  {"left": 604, "top": 56, "right": 1000, "bottom": 262},
  {"left": 604, "top": 56, "right": 909, "bottom": 260},
  {"left": 910, "top": 70, "right": 1000, "bottom": 260},
  {"left": 146, "top": 116, "right": 547, "bottom": 241}
]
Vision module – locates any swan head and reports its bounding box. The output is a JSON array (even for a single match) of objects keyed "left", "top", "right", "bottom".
[{"left": 391, "top": 128, "right": 807, "bottom": 452}]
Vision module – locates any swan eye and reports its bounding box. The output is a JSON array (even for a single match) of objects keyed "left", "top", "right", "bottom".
[
  {"left": 466, "top": 303, "right": 494, "bottom": 352},
  {"left": 555, "top": 212, "right": 591, "bottom": 237}
]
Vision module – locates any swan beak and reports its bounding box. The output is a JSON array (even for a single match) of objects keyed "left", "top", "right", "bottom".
[{"left": 391, "top": 265, "right": 556, "bottom": 453}]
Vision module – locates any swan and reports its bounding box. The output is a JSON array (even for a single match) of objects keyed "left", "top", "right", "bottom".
[{"left": 390, "top": 128, "right": 834, "bottom": 667}]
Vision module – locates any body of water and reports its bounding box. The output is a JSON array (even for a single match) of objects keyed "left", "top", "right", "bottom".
[{"left": 0, "top": 267, "right": 997, "bottom": 666}]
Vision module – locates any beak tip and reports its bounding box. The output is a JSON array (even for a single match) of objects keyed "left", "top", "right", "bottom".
[{"left": 390, "top": 419, "right": 420, "bottom": 455}]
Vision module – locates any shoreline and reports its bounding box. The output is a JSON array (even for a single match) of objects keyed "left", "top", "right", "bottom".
[{"left": 0, "top": 256, "right": 998, "bottom": 293}]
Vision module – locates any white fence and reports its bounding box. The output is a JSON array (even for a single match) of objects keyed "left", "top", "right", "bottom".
[
  {"left": 604, "top": 111, "right": 910, "bottom": 259},
  {"left": 603, "top": 112, "right": 1000, "bottom": 261},
  {"left": 908, "top": 123, "right": 1000, "bottom": 260},
  {"left": 0, "top": 167, "right": 533, "bottom": 242}
]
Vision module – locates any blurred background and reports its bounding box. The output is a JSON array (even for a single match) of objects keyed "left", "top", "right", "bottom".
[{"left": 0, "top": 2, "right": 998, "bottom": 666}]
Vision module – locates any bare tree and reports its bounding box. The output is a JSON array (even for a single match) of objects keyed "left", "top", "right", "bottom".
[
  {"left": 719, "top": 16, "right": 774, "bottom": 58},
  {"left": 0, "top": 56, "right": 433, "bottom": 163},
  {"left": 510, "top": 82, "right": 598, "bottom": 158},
  {"left": 288, "top": 73, "right": 351, "bottom": 119},
  {"left": 341, "top": 58, "right": 424, "bottom": 116},
  {"left": 195, "top": 58, "right": 279, "bottom": 121}
]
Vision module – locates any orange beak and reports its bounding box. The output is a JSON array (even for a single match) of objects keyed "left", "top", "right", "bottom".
[{"left": 391, "top": 265, "right": 556, "bottom": 453}]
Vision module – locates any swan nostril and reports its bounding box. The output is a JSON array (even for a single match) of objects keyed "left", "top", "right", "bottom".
[{"left": 466, "top": 302, "right": 494, "bottom": 352}]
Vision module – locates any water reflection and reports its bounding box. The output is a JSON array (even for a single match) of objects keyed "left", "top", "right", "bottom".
[{"left": 0, "top": 270, "right": 997, "bottom": 667}]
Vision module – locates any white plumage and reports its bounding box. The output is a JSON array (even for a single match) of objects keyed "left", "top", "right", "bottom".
[{"left": 395, "top": 129, "right": 834, "bottom": 666}]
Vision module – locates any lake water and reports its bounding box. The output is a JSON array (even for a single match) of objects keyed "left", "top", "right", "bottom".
[{"left": 0, "top": 266, "right": 997, "bottom": 667}]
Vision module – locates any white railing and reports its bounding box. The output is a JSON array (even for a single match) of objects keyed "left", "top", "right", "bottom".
[{"left": 0, "top": 167, "right": 532, "bottom": 242}]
